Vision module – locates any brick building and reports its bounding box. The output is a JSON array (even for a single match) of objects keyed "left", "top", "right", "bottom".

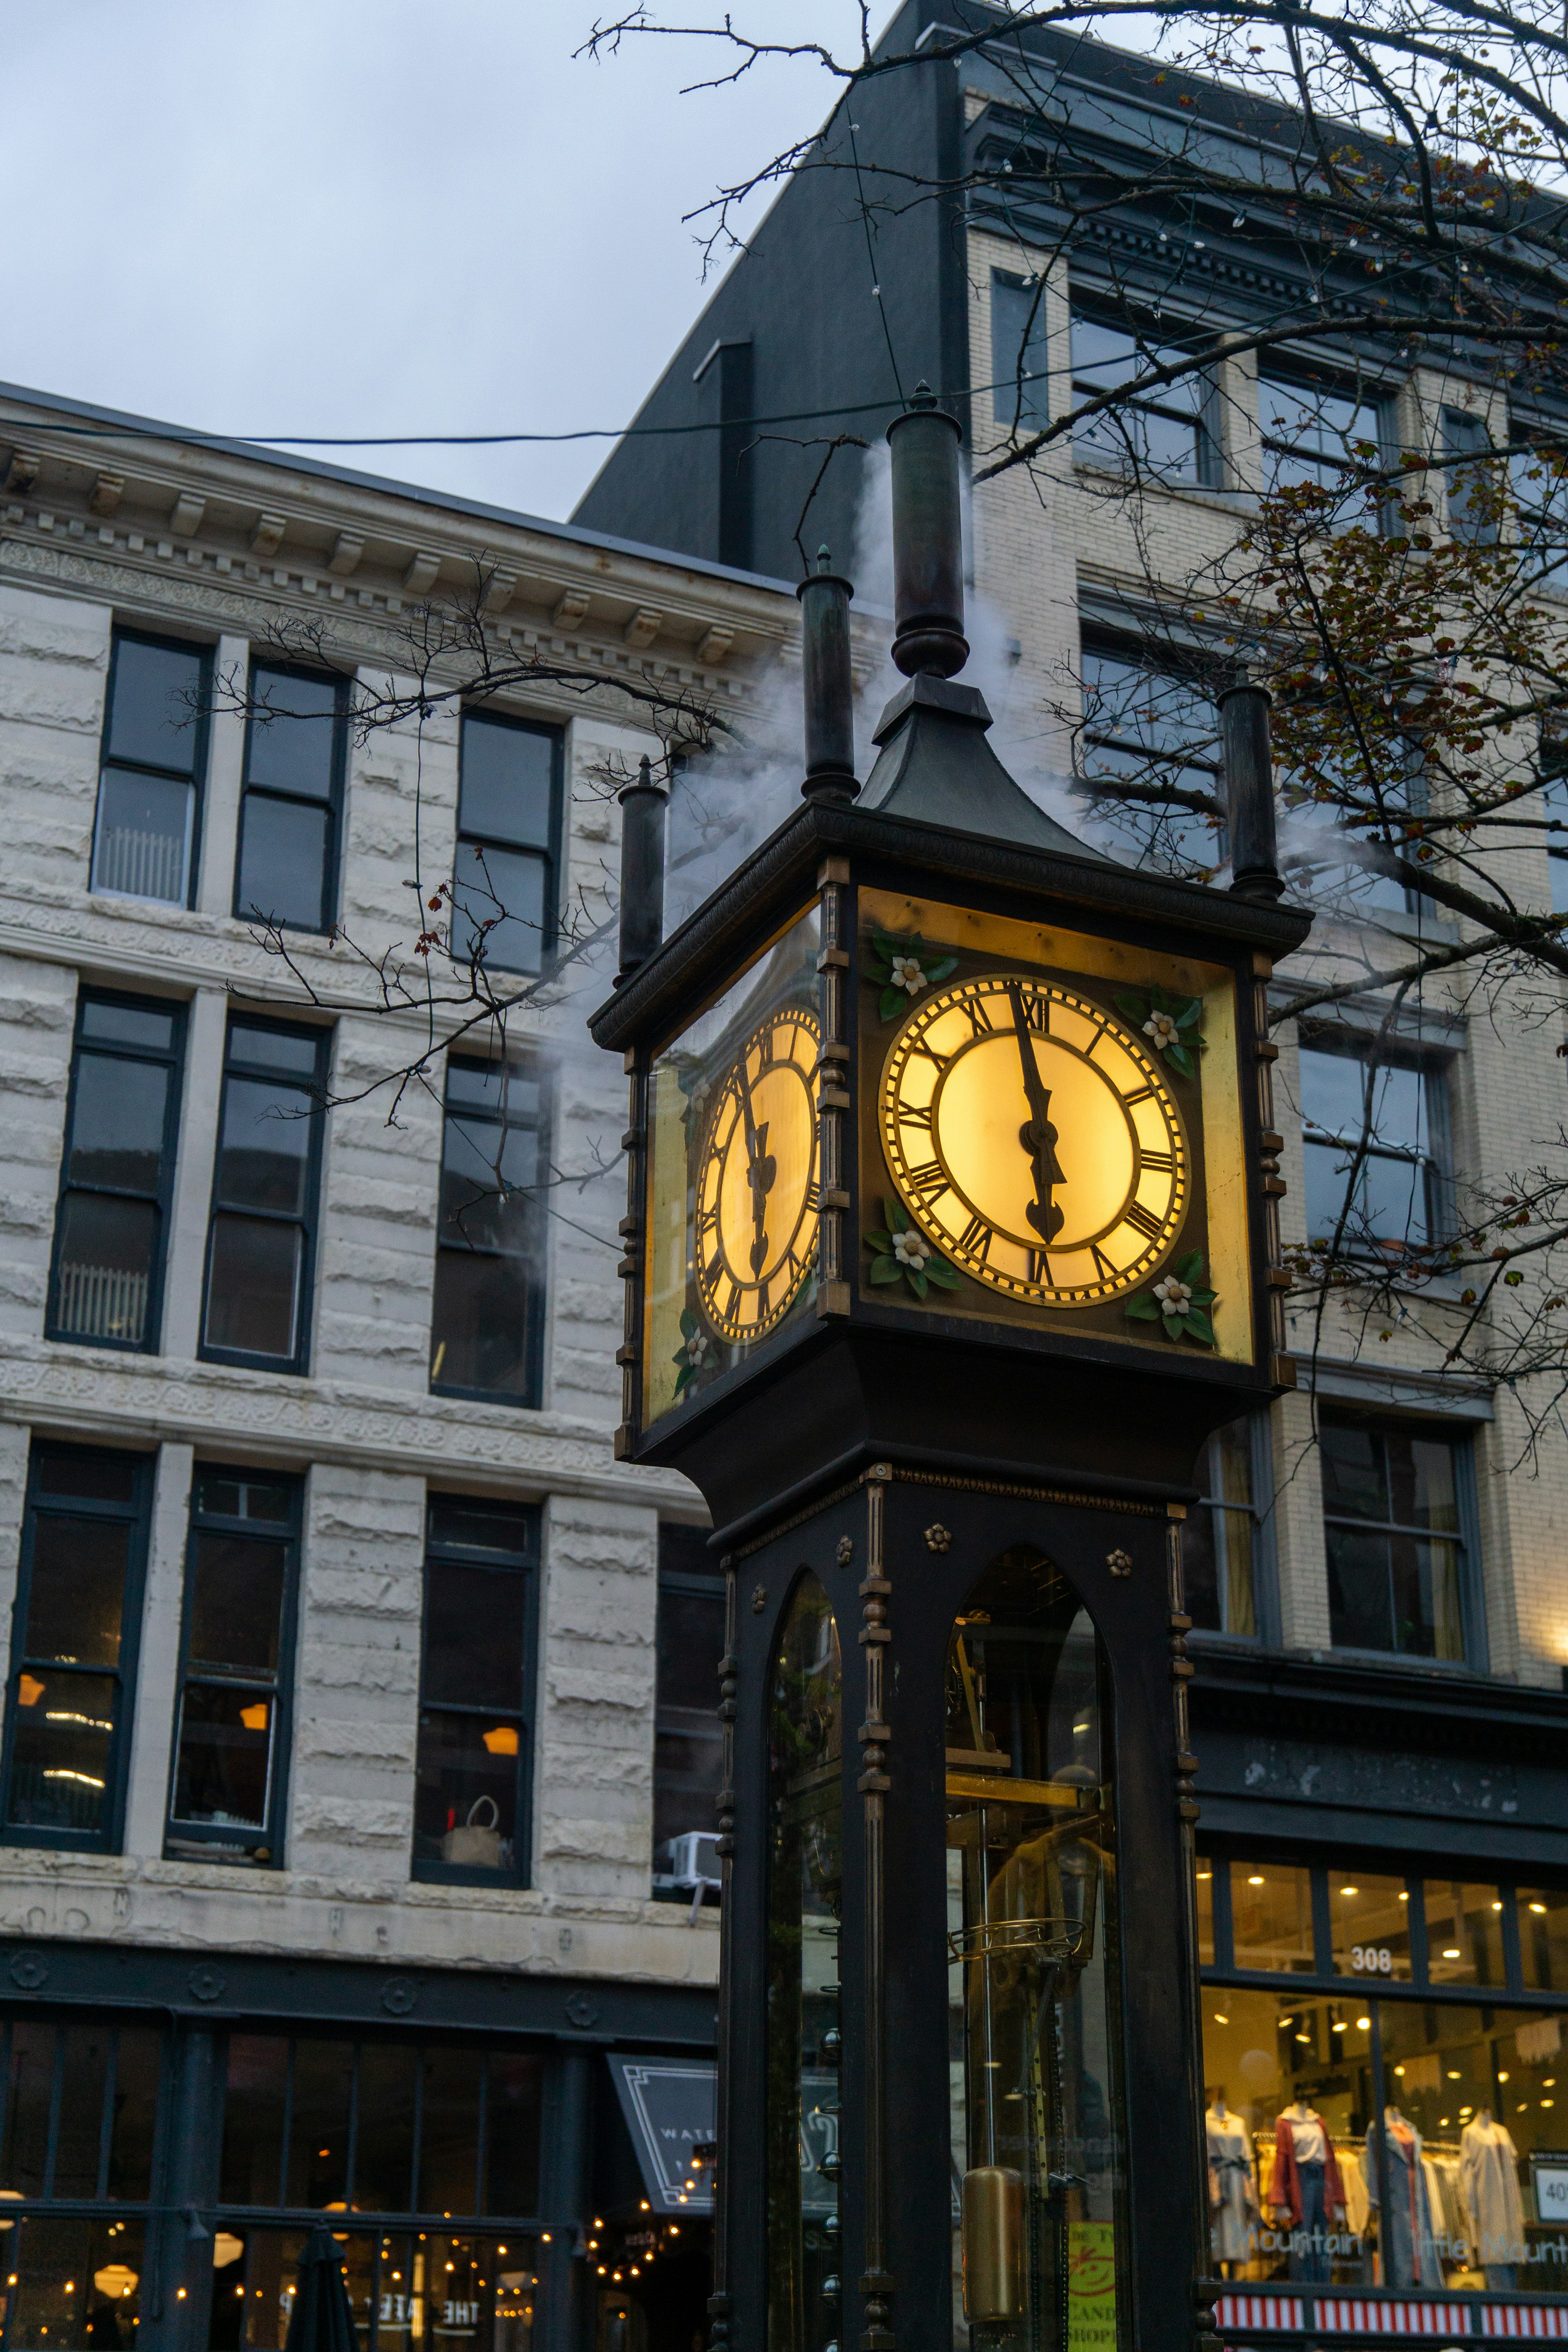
[
  {"left": 0, "top": 381, "right": 806, "bottom": 2352},
  {"left": 575, "top": 0, "right": 1568, "bottom": 2313}
]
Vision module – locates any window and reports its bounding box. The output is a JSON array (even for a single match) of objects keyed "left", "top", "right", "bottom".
[
  {"left": 0, "top": 2013, "right": 162, "bottom": 2201},
  {"left": 1320, "top": 1411, "right": 1471, "bottom": 1659},
  {"left": 1258, "top": 373, "right": 1386, "bottom": 512},
  {"left": 1537, "top": 731, "right": 1568, "bottom": 915},
  {"left": 1299, "top": 1038, "right": 1443, "bottom": 1250},
  {"left": 991, "top": 270, "right": 1050, "bottom": 429},
  {"left": 1078, "top": 639, "right": 1222, "bottom": 873},
  {"left": 413, "top": 1497, "right": 539, "bottom": 1885},
  {"left": 1442, "top": 406, "right": 1500, "bottom": 545},
  {"left": 652, "top": 1526, "right": 724, "bottom": 1891},
  {"left": 1185, "top": 1417, "right": 1265, "bottom": 1637},
  {"left": 91, "top": 629, "right": 209, "bottom": 905},
  {"left": 452, "top": 713, "right": 561, "bottom": 976},
  {"left": 235, "top": 664, "right": 347, "bottom": 933},
  {"left": 1071, "top": 309, "right": 1217, "bottom": 486},
  {"left": 429, "top": 1059, "right": 547, "bottom": 1406},
  {"left": 165, "top": 1468, "right": 300, "bottom": 1866},
  {"left": 1509, "top": 433, "right": 1568, "bottom": 597},
  {"left": 47, "top": 993, "right": 185, "bottom": 1351},
  {"left": 0, "top": 1444, "right": 151, "bottom": 1851},
  {"left": 201, "top": 1019, "right": 328, "bottom": 1373}
]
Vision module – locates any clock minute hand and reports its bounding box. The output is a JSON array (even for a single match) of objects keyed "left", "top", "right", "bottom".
[
  {"left": 1005, "top": 982, "right": 1065, "bottom": 1246},
  {"left": 740, "top": 1074, "right": 777, "bottom": 1276}
]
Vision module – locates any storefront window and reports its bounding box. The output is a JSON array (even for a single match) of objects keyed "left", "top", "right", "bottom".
[
  {"left": 1232, "top": 1863, "right": 1315, "bottom": 1974},
  {"left": 1425, "top": 1882, "right": 1508, "bottom": 1987},
  {"left": 1202, "top": 1986, "right": 1374, "bottom": 2283},
  {"left": 1328, "top": 1876, "right": 1412, "bottom": 1982},
  {"left": 765, "top": 1575, "right": 841, "bottom": 2352},
  {"left": 1196, "top": 1861, "right": 1215, "bottom": 1966},
  {"left": 945, "top": 1548, "right": 1125, "bottom": 2352},
  {"left": 1522, "top": 1890, "right": 1568, "bottom": 1992},
  {"left": 209, "top": 2228, "right": 542, "bottom": 2352}
]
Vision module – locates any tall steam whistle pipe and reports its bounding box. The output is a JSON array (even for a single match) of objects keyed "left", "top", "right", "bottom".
[
  {"left": 615, "top": 753, "right": 668, "bottom": 987},
  {"left": 1219, "top": 678, "right": 1285, "bottom": 903},
  {"left": 797, "top": 546, "right": 859, "bottom": 803},
  {"left": 886, "top": 381, "right": 969, "bottom": 679}
]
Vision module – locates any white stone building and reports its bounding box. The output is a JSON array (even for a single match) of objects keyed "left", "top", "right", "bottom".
[{"left": 0, "top": 381, "right": 798, "bottom": 2352}]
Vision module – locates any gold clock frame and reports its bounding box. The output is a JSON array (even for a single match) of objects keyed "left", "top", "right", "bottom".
[{"left": 695, "top": 1005, "right": 823, "bottom": 1343}]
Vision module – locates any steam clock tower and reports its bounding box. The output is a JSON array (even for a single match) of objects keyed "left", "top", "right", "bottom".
[{"left": 591, "top": 390, "right": 1310, "bottom": 2352}]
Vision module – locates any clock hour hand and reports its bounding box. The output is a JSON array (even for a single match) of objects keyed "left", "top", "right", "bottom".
[
  {"left": 740, "top": 1076, "right": 777, "bottom": 1276},
  {"left": 1004, "top": 982, "right": 1065, "bottom": 1245}
]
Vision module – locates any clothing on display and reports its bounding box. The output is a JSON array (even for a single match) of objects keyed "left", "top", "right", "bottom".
[
  {"left": 1363, "top": 2110, "right": 1442, "bottom": 2288},
  {"left": 1270, "top": 2107, "right": 1348, "bottom": 2285},
  {"left": 1460, "top": 2114, "right": 1528, "bottom": 2286},
  {"left": 1207, "top": 2103, "right": 1260, "bottom": 2266}
]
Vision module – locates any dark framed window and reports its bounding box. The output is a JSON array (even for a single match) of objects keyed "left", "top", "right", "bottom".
[
  {"left": 1077, "top": 636, "right": 1223, "bottom": 873},
  {"left": 452, "top": 713, "right": 562, "bottom": 976},
  {"left": 1510, "top": 430, "right": 1568, "bottom": 598},
  {"left": 429, "top": 1058, "right": 547, "bottom": 1407},
  {"left": 0, "top": 2011, "right": 163, "bottom": 2202},
  {"left": 201, "top": 1019, "right": 330, "bottom": 1374},
  {"left": 413, "top": 1497, "right": 539, "bottom": 1886},
  {"left": 1442, "top": 405, "right": 1501, "bottom": 545},
  {"left": 1299, "top": 1035, "right": 1447, "bottom": 1251},
  {"left": 0, "top": 1444, "right": 153, "bottom": 1852},
  {"left": 1071, "top": 307, "right": 1219, "bottom": 486},
  {"left": 1320, "top": 1410, "right": 1478, "bottom": 1662},
  {"left": 1540, "top": 733, "right": 1568, "bottom": 915},
  {"left": 165, "top": 1468, "right": 301, "bottom": 1867},
  {"left": 1185, "top": 1416, "right": 1272, "bottom": 1640},
  {"left": 991, "top": 270, "right": 1050, "bottom": 430},
  {"left": 653, "top": 1525, "right": 724, "bottom": 1898},
  {"left": 1259, "top": 372, "right": 1388, "bottom": 512},
  {"left": 47, "top": 992, "right": 185, "bottom": 1352},
  {"left": 91, "top": 628, "right": 209, "bottom": 906},
  {"left": 235, "top": 664, "right": 348, "bottom": 933}
]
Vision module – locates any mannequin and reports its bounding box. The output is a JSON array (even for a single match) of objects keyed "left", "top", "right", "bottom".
[
  {"left": 1270, "top": 2091, "right": 1347, "bottom": 2284},
  {"left": 1207, "top": 2088, "right": 1260, "bottom": 2273},
  {"left": 1460, "top": 2105, "right": 1526, "bottom": 2288},
  {"left": 1363, "top": 2105, "right": 1441, "bottom": 2287}
]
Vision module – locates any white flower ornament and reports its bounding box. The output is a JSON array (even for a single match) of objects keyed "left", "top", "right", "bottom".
[
  {"left": 1154, "top": 1275, "right": 1193, "bottom": 1313},
  {"left": 687, "top": 1332, "right": 710, "bottom": 1365},
  {"left": 1144, "top": 1010, "right": 1180, "bottom": 1049},
  {"left": 890, "top": 954, "right": 926, "bottom": 996},
  {"left": 893, "top": 1229, "right": 932, "bottom": 1270}
]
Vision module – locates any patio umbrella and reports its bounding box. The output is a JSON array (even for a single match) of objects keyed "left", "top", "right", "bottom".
[{"left": 283, "top": 2227, "right": 358, "bottom": 2352}]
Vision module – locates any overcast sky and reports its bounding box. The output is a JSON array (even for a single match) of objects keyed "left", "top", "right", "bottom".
[{"left": 2, "top": 3, "right": 894, "bottom": 524}]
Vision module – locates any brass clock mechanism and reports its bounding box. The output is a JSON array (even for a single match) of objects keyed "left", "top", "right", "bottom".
[{"left": 880, "top": 975, "right": 1189, "bottom": 1307}]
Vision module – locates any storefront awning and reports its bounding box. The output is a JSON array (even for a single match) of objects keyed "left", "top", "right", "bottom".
[{"left": 606, "top": 2057, "right": 716, "bottom": 2214}]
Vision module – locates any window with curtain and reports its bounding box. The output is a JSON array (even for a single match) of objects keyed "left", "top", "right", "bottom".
[
  {"left": 91, "top": 630, "right": 209, "bottom": 906},
  {"left": 0, "top": 1444, "right": 153, "bottom": 1851},
  {"left": 235, "top": 663, "right": 347, "bottom": 933},
  {"left": 1299, "top": 1037, "right": 1444, "bottom": 1252},
  {"left": 47, "top": 993, "right": 185, "bottom": 1351},
  {"left": 201, "top": 1019, "right": 329, "bottom": 1373},
  {"left": 452, "top": 713, "right": 561, "bottom": 976},
  {"left": 1320, "top": 1412, "right": 1472, "bottom": 1660},
  {"left": 165, "top": 1467, "right": 300, "bottom": 1866}
]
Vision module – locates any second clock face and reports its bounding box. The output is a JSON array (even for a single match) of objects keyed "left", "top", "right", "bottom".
[
  {"left": 880, "top": 974, "right": 1189, "bottom": 1307},
  {"left": 695, "top": 1007, "right": 822, "bottom": 1342}
]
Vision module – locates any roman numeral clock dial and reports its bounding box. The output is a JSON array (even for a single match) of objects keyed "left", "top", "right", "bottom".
[
  {"left": 694, "top": 1009, "right": 822, "bottom": 1342},
  {"left": 879, "top": 976, "right": 1189, "bottom": 1307}
]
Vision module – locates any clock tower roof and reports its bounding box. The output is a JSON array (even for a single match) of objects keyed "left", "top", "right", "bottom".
[{"left": 859, "top": 674, "right": 1115, "bottom": 863}]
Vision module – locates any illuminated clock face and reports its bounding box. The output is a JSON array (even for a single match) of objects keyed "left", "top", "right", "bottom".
[
  {"left": 880, "top": 975, "right": 1189, "bottom": 1307},
  {"left": 695, "top": 1008, "right": 822, "bottom": 1341}
]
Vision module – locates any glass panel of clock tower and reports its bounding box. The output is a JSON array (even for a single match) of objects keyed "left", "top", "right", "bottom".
[
  {"left": 766, "top": 1573, "right": 842, "bottom": 2352},
  {"left": 946, "top": 1550, "right": 1125, "bottom": 2352},
  {"left": 644, "top": 906, "right": 822, "bottom": 1430}
]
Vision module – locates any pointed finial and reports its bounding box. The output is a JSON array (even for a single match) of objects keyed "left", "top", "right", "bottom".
[
  {"left": 816, "top": 544, "right": 833, "bottom": 572},
  {"left": 909, "top": 381, "right": 938, "bottom": 410}
]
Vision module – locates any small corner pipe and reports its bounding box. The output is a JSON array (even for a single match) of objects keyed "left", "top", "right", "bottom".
[
  {"left": 886, "top": 382, "right": 969, "bottom": 680},
  {"left": 1220, "top": 679, "right": 1285, "bottom": 903},
  {"left": 615, "top": 754, "right": 668, "bottom": 986},
  {"left": 797, "top": 543, "right": 859, "bottom": 803}
]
